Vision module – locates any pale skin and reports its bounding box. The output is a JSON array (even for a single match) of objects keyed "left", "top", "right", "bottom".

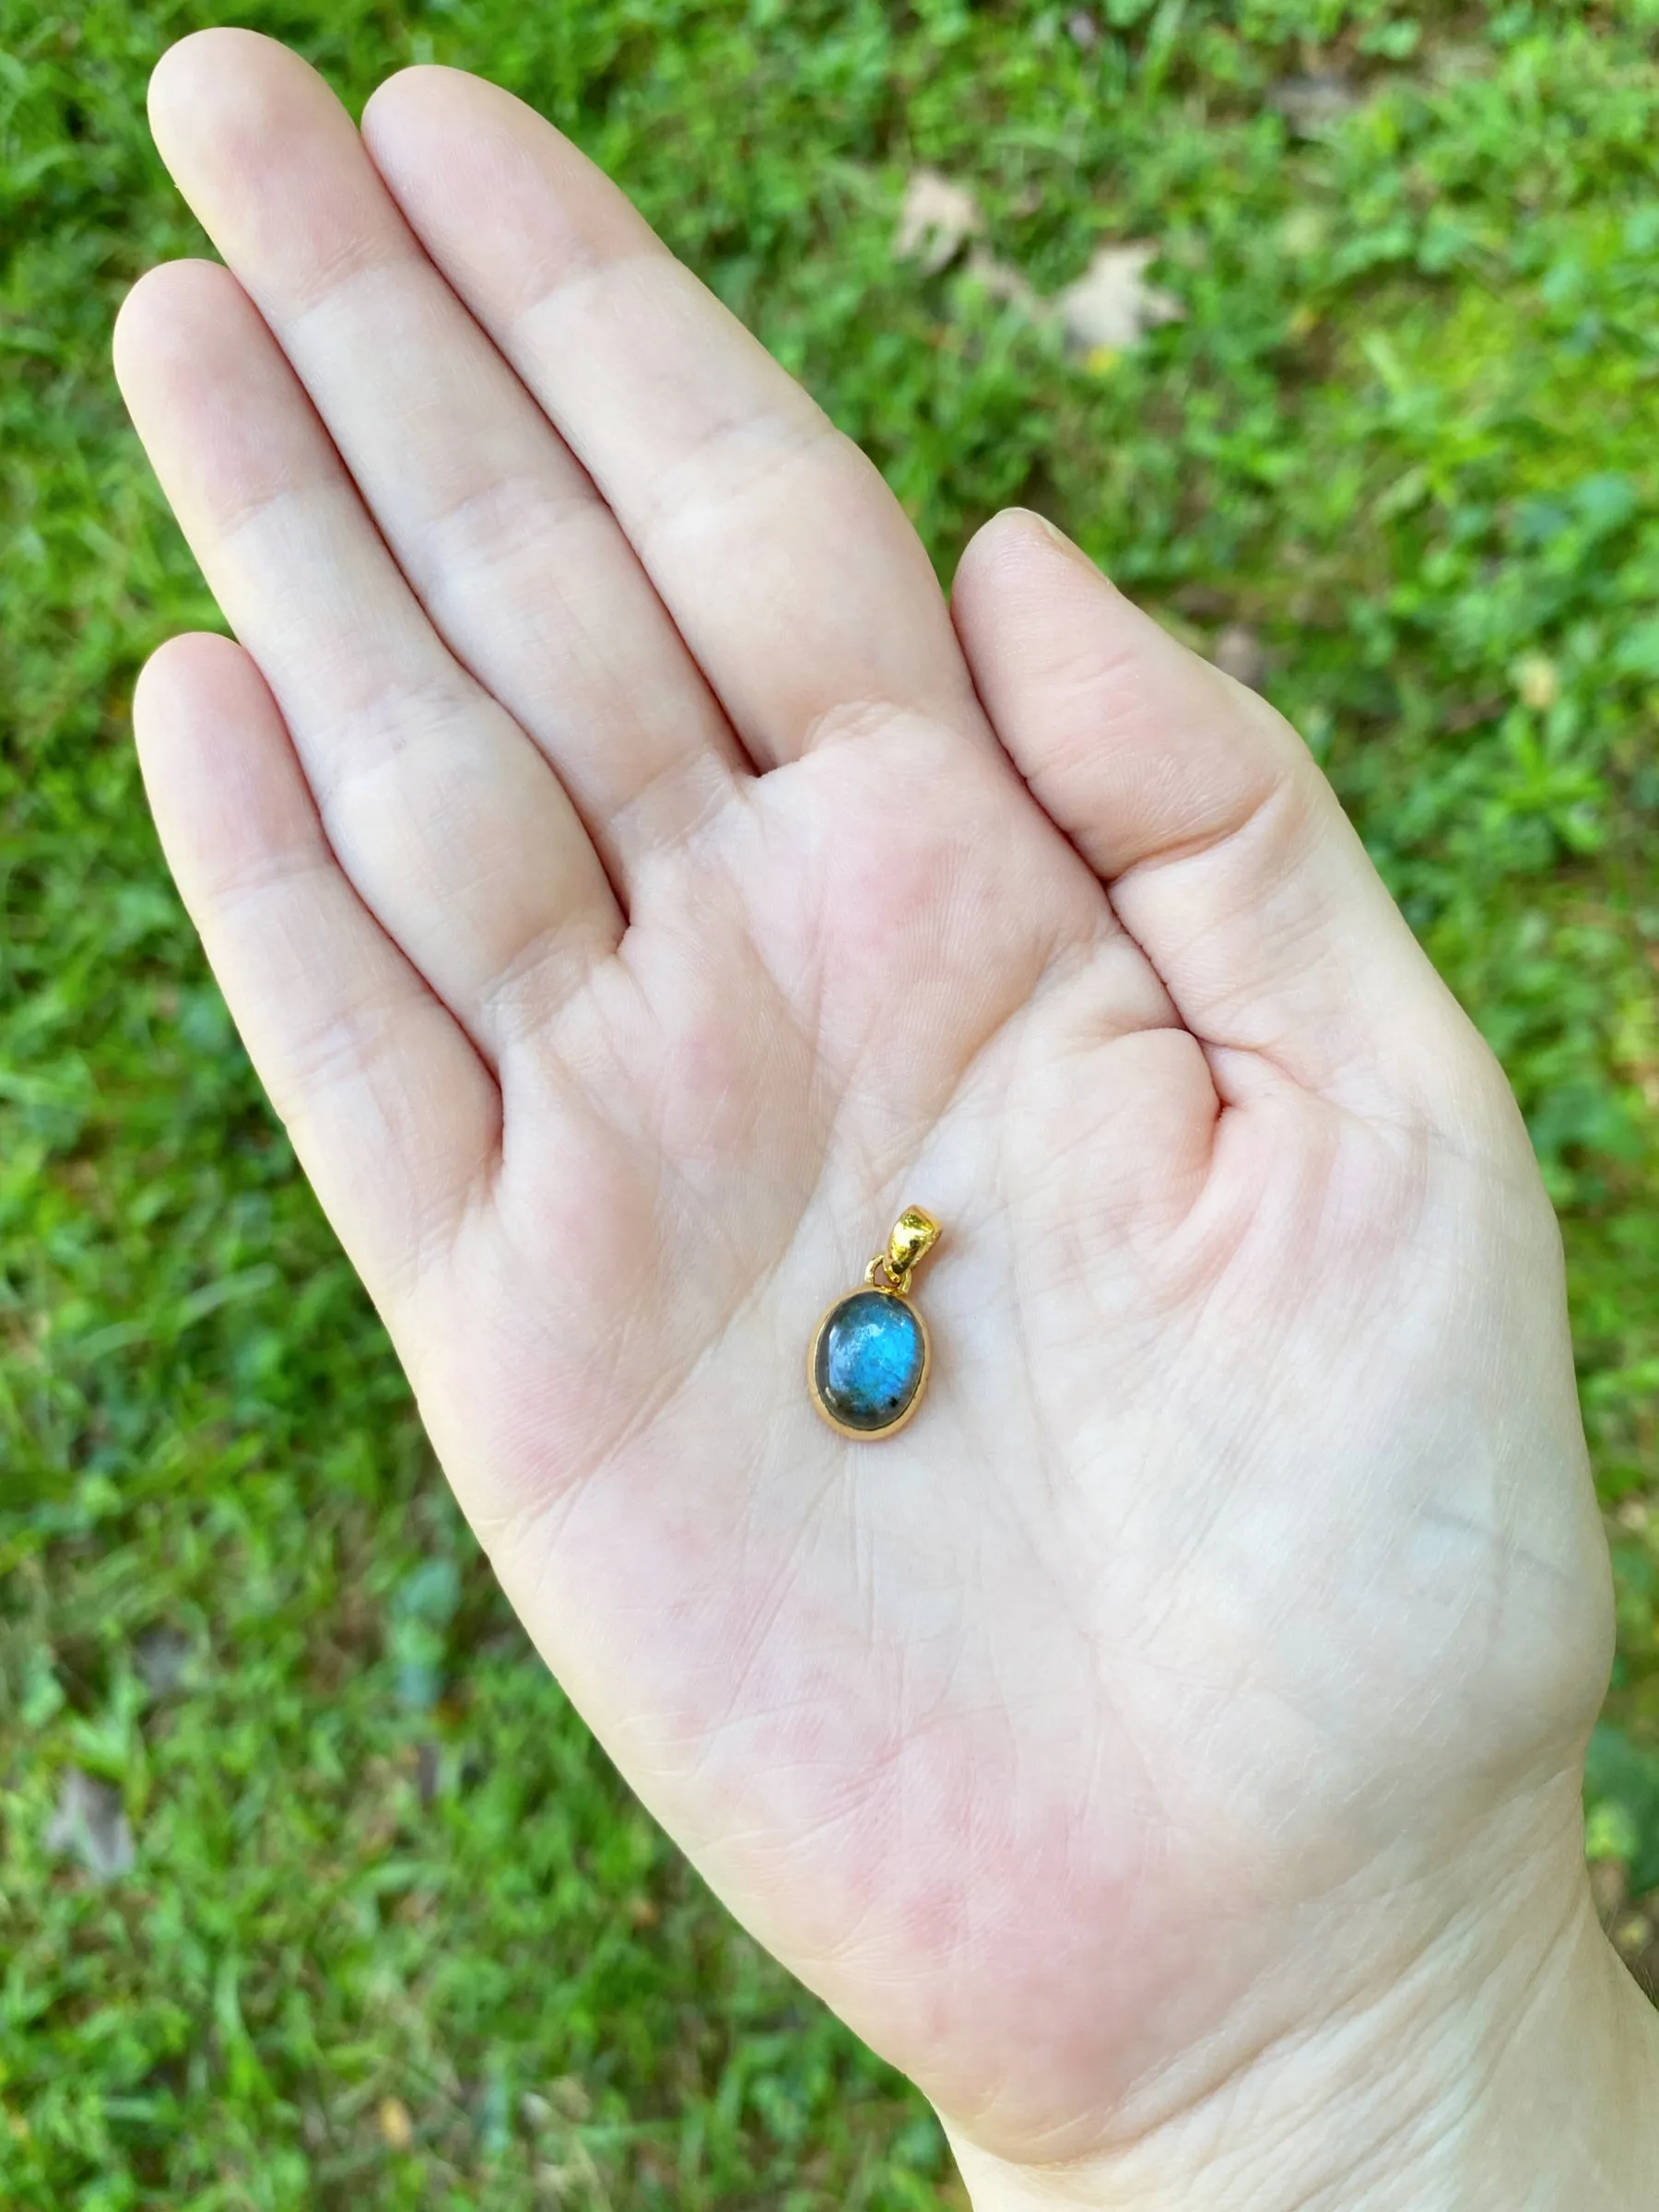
[{"left": 114, "top": 29, "right": 1659, "bottom": 2207}]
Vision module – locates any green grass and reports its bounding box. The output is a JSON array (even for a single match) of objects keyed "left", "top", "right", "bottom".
[{"left": 6, "top": 1, "right": 1659, "bottom": 2203}]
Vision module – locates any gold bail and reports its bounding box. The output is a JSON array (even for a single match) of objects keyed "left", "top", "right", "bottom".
[{"left": 884, "top": 1206, "right": 940, "bottom": 1293}]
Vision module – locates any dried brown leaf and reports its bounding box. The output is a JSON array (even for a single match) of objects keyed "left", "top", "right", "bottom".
[
  {"left": 894, "top": 176, "right": 1183, "bottom": 364},
  {"left": 45, "top": 1768, "right": 135, "bottom": 1881},
  {"left": 1053, "top": 243, "right": 1184, "bottom": 358},
  {"left": 893, "top": 170, "right": 984, "bottom": 274}
]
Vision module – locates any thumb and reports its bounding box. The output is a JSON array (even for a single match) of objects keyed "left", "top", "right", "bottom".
[{"left": 953, "top": 510, "right": 1502, "bottom": 1132}]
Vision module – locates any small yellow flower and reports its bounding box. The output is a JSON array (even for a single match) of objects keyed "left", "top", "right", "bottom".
[
  {"left": 1516, "top": 654, "right": 1560, "bottom": 711},
  {"left": 379, "top": 2096, "right": 414, "bottom": 2150}
]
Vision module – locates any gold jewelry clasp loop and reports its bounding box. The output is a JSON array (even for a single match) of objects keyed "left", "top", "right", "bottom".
[{"left": 864, "top": 1206, "right": 940, "bottom": 1297}]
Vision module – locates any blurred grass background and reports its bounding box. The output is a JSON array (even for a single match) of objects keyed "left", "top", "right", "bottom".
[{"left": 5, "top": 1, "right": 1659, "bottom": 2205}]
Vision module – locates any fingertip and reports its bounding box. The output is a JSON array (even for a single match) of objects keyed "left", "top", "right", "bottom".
[
  {"left": 361, "top": 60, "right": 462, "bottom": 111},
  {"left": 359, "top": 64, "right": 442, "bottom": 163},
  {"left": 360, "top": 61, "right": 511, "bottom": 158},
  {"left": 131, "top": 635, "right": 321, "bottom": 920},
  {"left": 360, "top": 61, "right": 566, "bottom": 202},
  {"left": 135, "top": 628, "right": 253, "bottom": 713},
  {"left": 360, "top": 63, "right": 639, "bottom": 315},
  {"left": 364, "top": 60, "right": 518, "bottom": 119},
  {"left": 110, "top": 265, "right": 158, "bottom": 394},
  {"left": 954, "top": 510, "right": 1155, "bottom": 721},
  {"left": 148, "top": 26, "right": 285, "bottom": 138},
  {"left": 953, "top": 508, "right": 1116, "bottom": 631},
  {"left": 110, "top": 261, "right": 179, "bottom": 409},
  {"left": 963, "top": 506, "right": 1094, "bottom": 569},
  {"left": 112, "top": 258, "right": 226, "bottom": 376},
  {"left": 112, "top": 260, "right": 256, "bottom": 451},
  {"left": 133, "top": 632, "right": 264, "bottom": 781},
  {"left": 148, "top": 28, "right": 349, "bottom": 222},
  {"left": 361, "top": 59, "right": 606, "bottom": 206}
]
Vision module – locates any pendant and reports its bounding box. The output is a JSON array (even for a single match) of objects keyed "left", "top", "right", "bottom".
[{"left": 807, "top": 1206, "right": 941, "bottom": 1440}]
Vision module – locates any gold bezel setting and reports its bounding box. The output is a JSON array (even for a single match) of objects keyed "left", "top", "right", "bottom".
[{"left": 806, "top": 1208, "right": 941, "bottom": 1441}]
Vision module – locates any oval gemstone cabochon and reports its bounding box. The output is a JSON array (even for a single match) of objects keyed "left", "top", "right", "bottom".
[{"left": 813, "top": 1289, "right": 926, "bottom": 1434}]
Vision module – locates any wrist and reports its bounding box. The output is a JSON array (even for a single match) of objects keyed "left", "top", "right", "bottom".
[{"left": 944, "top": 1817, "right": 1659, "bottom": 2212}]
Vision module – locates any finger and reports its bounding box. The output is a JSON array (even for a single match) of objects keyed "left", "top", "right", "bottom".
[
  {"left": 146, "top": 30, "right": 743, "bottom": 886},
  {"left": 134, "top": 632, "right": 498, "bottom": 1308},
  {"left": 953, "top": 512, "right": 1500, "bottom": 1121},
  {"left": 361, "top": 65, "right": 987, "bottom": 770},
  {"left": 113, "top": 259, "right": 618, "bottom": 1065}
]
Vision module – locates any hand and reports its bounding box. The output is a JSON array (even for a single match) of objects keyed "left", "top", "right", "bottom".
[{"left": 117, "top": 30, "right": 1651, "bottom": 2205}]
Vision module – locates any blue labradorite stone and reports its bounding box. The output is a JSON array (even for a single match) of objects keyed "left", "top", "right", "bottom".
[{"left": 815, "top": 1289, "right": 926, "bottom": 1434}]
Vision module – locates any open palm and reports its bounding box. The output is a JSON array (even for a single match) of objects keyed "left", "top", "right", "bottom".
[{"left": 119, "top": 30, "right": 1613, "bottom": 2183}]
